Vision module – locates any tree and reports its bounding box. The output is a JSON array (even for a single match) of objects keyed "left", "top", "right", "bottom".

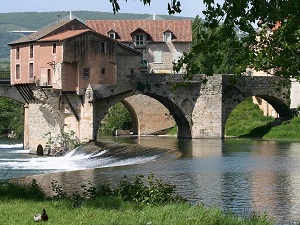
[
  {"left": 99, "top": 102, "right": 132, "bottom": 135},
  {"left": 110, "top": 0, "right": 300, "bottom": 80},
  {"left": 174, "top": 16, "right": 246, "bottom": 81},
  {"left": 0, "top": 98, "right": 24, "bottom": 137}
]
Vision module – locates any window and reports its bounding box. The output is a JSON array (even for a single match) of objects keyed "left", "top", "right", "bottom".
[
  {"left": 16, "top": 64, "right": 20, "bottom": 79},
  {"left": 154, "top": 50, "right": 162, "bottom": 63},
  {"left": 47, "top": 69, "right": 51, "bottom": 85},
  {"left": 108, "top": 32, "right": 116, "bottom": 39},
  {"left": 29, "top": 63, "right": 34, "bottom": 79},
  {"left": 29, "top": 44, "right": 34, "bottom": 58},
  {"left": 164, "top": 32, "right": 172, "bottom": 42},
  {"left": 83, "top": 68, "right": 90, "bottom": 80},
  {"left": 134, "top": 34, "right": 145, "bottom": 47},
  {"left": 16, "top": 46, "right": 20, "bottom": 60},
  {"left": 101, "top": 68, "right": 105, "bottom": 74},
  {"left": 52, "top": 43, "right": 57, "bottom": 54},
  {"left": 100, "top": 42, "right": 107, "bottom": 54}
]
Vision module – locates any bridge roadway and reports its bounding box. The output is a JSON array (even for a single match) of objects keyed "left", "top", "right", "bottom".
[{"left": 0, "top": 74, "right": 292, "bottom": 153}]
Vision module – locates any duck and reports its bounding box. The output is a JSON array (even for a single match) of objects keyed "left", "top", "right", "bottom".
[{"left": 33, "top": 209, "right": 48, "bottom": 222}]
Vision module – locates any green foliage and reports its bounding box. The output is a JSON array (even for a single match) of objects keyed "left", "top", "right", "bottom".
[
  {"left": 174, "top": 16, "right": 246, "bottom": 81},
  {"left": 225, "top": 98, "right": 274, "bottom": 137},
  {"left": 0, "top": 179, "right": 46, "bottom": 200},
  {"left": 99, "top": 102, "right": 132, "bottom": 135},
  {"left": 202, "top": 0, "right": 300, "bottom": 80},
  {"left": 44, "top": 130, "right": 82, "bottom": 152},
  {"left": 51, "top": 174, "right": 186, "bottom": 206},
  {"left": 114, "top": 174, "right": 186, "bottom": 205},
  {"left": 263, "top": 116, "right": 300, "bottom": 139},
  {"left": 0, "top": 97, "right": 24, "bottom": 137},
  {"left": 167, "top": 126, "right": 178, "bottom": 135}
]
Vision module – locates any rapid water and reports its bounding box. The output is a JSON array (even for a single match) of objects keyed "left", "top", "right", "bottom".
[
  {"left": 0, "top": 138, "right": 166, "bottom": 180},
  {"left": 2, "top": 136, "right": 300, "bottom": 224}
]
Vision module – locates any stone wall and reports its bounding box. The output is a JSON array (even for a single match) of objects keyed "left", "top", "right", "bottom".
[{"left": 124, "top": 94, "right": 175, "bottom": 135}]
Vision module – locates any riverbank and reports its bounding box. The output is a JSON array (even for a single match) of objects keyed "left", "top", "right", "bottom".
[
  {"left": 0, "top": 179, "right": 273, "bottom": 225},
  {"left": 225, "top": 98, "right": 300, "bottom": 139}
]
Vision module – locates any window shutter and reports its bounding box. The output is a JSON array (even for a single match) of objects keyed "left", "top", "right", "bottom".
[{"left": 154, "top": 50, "right": 162, "bottom": 63}]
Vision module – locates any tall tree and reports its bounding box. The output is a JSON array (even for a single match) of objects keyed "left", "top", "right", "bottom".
[
  {"left": 110, "top": 0, "right": 300, "bottom": 80},
  {"left": 0, "top": 98, "right": 24, "bottom": 137},
  {"left": 174, "top": 16, "right": 246, "bottom": 81}
]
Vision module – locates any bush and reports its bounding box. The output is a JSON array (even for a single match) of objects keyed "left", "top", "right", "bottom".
[
  {"left": 51, "top": 174, "right": 186, "bottom": 206},
  {"left": 0, "top": 179, "right": 46, "bottom": 200}
]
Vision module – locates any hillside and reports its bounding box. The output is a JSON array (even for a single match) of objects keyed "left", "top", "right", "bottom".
[{"left": 0, "top": 11, "right": 192, "bottom": 59}]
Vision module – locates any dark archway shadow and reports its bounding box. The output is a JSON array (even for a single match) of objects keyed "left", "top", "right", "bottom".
[{"left": 240, "top": 118, "right": 284, "bottom": 138}]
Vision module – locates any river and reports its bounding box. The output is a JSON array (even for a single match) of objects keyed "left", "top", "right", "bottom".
[{"left": 1, "top": 136, "right": 300, "bottom": 224}]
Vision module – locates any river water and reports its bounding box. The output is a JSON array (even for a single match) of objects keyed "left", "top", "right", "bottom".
[{"left": 1, "top": 136, "right": 300, "bottom": 224}]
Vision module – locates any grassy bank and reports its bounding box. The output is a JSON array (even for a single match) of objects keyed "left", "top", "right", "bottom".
[
  {"left": 263, "top": 116, "right": 300, "bottom": 139},
  {"left": 224, "top": 97, "right": 300, "bottom": 139},
  {"left": 0, "top": 177, "right": 273, "bottom": 225},
  {"left": 225, "top": 98, "right": 275, "bottom": 137},
  {"left": 0, "top": 199, "right": 272, "bottom": 225}
]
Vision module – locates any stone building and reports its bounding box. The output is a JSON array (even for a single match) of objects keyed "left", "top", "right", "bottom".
[
  {"left": 8, "top": 18, "right": 143, "bottom": 152},
  {"left": 86, "top": 18, "right": 192, "bottom": 73},
  {"left": 8, "top": 19, "right": 141, "bottom": 93}
]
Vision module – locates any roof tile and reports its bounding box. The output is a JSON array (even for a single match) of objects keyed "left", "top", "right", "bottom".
[{"left": 86, "top": 20, "right": 192, "bottom": 42}]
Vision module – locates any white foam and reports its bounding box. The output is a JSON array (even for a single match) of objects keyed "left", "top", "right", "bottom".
[
  {"left": 0, "top": 143, "right": 23, "bottom": 149},
  {"left": 0, "top": 146, "right": 159, "bottom": 174}
]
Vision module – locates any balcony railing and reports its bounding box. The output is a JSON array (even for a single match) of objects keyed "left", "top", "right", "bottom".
[
  {"left": 0, "top": 71, "right": 10, "bottom": 79},
  {"left": 0, "top": 71, "right": 10, "bottom": 84}
]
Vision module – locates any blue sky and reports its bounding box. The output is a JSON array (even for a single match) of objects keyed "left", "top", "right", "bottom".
[{"left": 0, "top": 0, "right": 206, "bottom": 18}]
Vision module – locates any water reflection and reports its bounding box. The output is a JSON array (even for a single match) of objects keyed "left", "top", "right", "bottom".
[{"left": 15, "top": 136, "right": 300, "bottom": 224}]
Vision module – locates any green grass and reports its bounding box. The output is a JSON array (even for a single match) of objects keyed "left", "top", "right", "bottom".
[
  {"left": 225, "top": 98, "right": 275, "bottom": 137},
  {"left": 0, "top": 199, "right": 273, "bottom": 225},
  {"left": 0, "top": 178, "right": 273, "bottom": 225},
  {"left": 263, "top": 116, "right": 300, "bottom": 139}
]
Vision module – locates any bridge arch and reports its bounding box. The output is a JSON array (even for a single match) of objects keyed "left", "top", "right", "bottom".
[
  {"left": 0, "top": 85, "right": 27, "bottom": 104},
  {"left": 222, "top": 82, "right": 292, "bottom": 136},
  {"left": 94, "top": 93, "right": 191, "bottom": 139},
  {"left": 144, "top": 93, "right": 191, "bottom": 139}
]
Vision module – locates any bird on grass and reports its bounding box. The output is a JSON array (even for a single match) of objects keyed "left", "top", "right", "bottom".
[{"left": 33, "top": 208, "right": 48, "bottom": 222}]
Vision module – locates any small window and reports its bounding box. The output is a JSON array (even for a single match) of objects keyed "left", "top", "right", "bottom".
[
  {"left": 154, "top": 50, "right": 162, "bottom": 63},
  {"left": 16, "top": 64, "right": 20, "bottom": 79},
  {"left": 100, "top": 42, "right": 107, "bottom": 54},
  {"left": 16, "top": 46, "right": 20, "bottom": 60},
  {"left": 134, "top": 34, "right": 145, "bottom": 47},
  {"left": 52, "top": 43, "right": 57, "bottom": 54},
  {"left": 47, "top": 69, "right": 51, "bottom": 85},
  {"left": 29, "top": 44, "right": 34, "bottom": 58},
  {"left": 108, "top": 32, "right": 116, "bottom": 39},
  {"left": 101, "top": 68, "right": 105, "bottom": 74},
  {"left": 29, "top": 63, "right": 34, "bottom": 79},
  {"left": 164, "top": 32, "right": 172, "bottom": 42},
  {"left": 83, "top": 68, "right": 90, "bottom": 80}
]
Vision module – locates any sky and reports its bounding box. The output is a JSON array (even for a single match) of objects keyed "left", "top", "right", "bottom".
[{"left": 0, "top": 0, "right": 206, "bottom": 18}]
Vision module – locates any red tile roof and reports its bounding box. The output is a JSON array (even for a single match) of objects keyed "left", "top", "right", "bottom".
[
  {"left": 38, "top": 29, "right": 91, "bottom": 42},
  {"left": 86, "top": 20, "right": 192, "bottom": 42},
  {"left": 9, "top": 19, "right": 90, "bottom": 45}
]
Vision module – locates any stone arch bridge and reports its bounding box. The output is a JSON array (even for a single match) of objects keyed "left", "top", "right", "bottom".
[{"left": 0, "top": 74, "right": 292, "bottom": 153}]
